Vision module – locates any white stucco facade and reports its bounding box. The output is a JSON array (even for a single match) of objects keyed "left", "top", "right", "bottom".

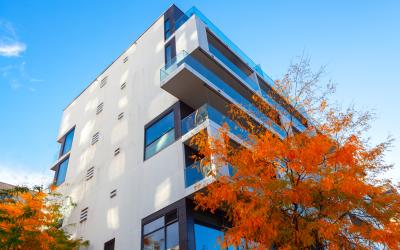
[{"left": 51, "top": 5, "right": 308, "bottom": 250}]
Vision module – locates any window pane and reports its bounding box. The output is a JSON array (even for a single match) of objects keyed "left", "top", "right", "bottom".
[
  {"left": 145, "top": 129, "right": 175, "bottom": 159},
  {"left": 165, "top": 30, "right": 171, "bottom": 39},
  {"left": 61, "top": 128, "right": 75, "bottom": 155},
  {"left": 56, "top": 157, "right": 69, "bottom": 186},
  {"left": 143, "top": 228, "right": 165, "bottom": 250},
  {"left": 194, "top": 223, "right": 224, "bottom": 250},
  {"left": 144, "top": 216, "right": 164, "bottom": 235},
  {"left": 166, "top": 222, "right": 179, "bottom": 250},
  {"left": 165, "top": 19, "right": 170, "bottom": 31},
  {"left": 145, "top": 112, "right": 174, "bottom": 146},
  {"left": 165, "top": 45, "right": 172, "bottom": 67}
]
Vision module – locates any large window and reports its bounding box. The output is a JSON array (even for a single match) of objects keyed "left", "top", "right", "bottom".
[
  {"left": 60, "top": 128, "right": 75, "bottom": 156},
  {"left": 143, "top": 210, "right": 179, "bottom": 250},
  {"left": 144, "top": 111, "right": 175, "bottom": 159},
  {"left": 55, "top": 157, "right": 69, "bottom": 186}
]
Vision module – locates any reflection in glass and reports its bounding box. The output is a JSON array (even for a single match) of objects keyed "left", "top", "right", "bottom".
[
  {"left": 195, "top": 223, "right": 225, "bottom": 250},
  {"left": 164, "top": 18, "right": 171, "bottom": 39},
  {"left": 56, "top": 157, "right": 69, "bottom": 186},
  {"left": 166, "top": 222, "right": 179, "bottom": 250},
  {"left": 145, "top": 112, "right": 174, "bottom": 145},
  {"left": 145, "top": 111, "right": 175, "bottom": 159},
  {"left": 145, "top": 129, "right": 175, "bottom": 159},
  {"left": 194, "top": 223, "right": 238, "bottom": 250},
  {"left": 144, "top": 216, "right": 164, "bottom": 235},
  {"left": 144, "top": 228, "right": 165, "bottom": 250},
  {"left": 61, "top": 128, "right": 74, "bottom": 156}
]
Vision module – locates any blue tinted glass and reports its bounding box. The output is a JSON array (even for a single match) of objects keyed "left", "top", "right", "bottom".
[
  {"left": 143, "top": 228, "right": 165, "bottom": 250},
  {"left": 56, "top": 157, "right": 69, "bottom": 186},
  {"left": 195, "top": 224, "right": 225, "bottom": 250},
  {"left": 165, "top": 45, "right": 172, "bottom": 67},
  {"left": 145, "top": 112, "right": 174, "bottom": 146},
  {"left": 164, "top": 19, "right": 171, "bottom": 39},
  {"left": 185, "top": 162, "right": 205, "bottom": 187},
  {"left": 145, "top": 129, "right": 175, "bottom": 159},
  {"left": 61, "top": 128, "right": 75, "bottom": 155},
  {"left": 166, "top": 222, "right": 179, "bottom": 249},
  {"left": 164, "top": 19, "right": 170, "bottom": 30}
]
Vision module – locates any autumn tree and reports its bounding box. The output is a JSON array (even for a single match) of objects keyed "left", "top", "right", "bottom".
[
  {"left": 0, "top": 186, "right": 88, "bottom": 250},
  {"left": 190, "top": 57, "right": 400, "bottom": 249}
]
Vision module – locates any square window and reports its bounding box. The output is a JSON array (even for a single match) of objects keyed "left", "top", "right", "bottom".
[{"left": 144, "top": 111, "right": 175, "bottom": 159}]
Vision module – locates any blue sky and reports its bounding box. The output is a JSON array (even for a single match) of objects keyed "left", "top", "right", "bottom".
[{"left": 0, "top": 0, "right": 399, "bottom": 186}]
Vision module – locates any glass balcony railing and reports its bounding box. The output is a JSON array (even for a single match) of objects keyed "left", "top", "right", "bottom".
[
  {"left": 208, "top": 43, "right": 260, "bottom": 93},
  {"left": 174, "top": 7, "right": 275, "bottom": 88},
  {"left": 260, "top": 89, "right": 306, "bottom": 132},
  {"left": 207, "top": 43, "right": 306, "bottom": 132},
  {"left": 160, "top": 50, "right": 188, "bottom": 80},
  {"left": 181, "top": 104, "right": 250, "bottom": 141},
  {"left": 185, "top": 161, "right": 209, "bottom": 187},
  {"left": 173, "top": 7, "right": 309, "bottom": 131},
  {"left": 185, "top": 161, "right": 235, "bottom": 188},
  {"left": 161, "top": 51, "right": 286, "bottom": 138}
]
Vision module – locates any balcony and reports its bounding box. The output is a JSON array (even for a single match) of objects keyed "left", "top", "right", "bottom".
[
  {"left": 172, "top": 6, "right": 308, "bottom": 132},
  {"left": 180, "top": 104, "right": 246, "bottom": 188},
  {"left": 181, "top": 104, "right": 249, "bottom": 141},
  {"left": 185, "top": 160, "right": 235, "bottom": 188},
  {"left": 160, "top": 50, "right": 286, "bottom": 138},
  {"left": 207, "top": 40, "right": 306, "bottom": 132}
]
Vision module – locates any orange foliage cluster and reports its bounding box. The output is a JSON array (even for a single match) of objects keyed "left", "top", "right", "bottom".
[
  {"left": 190, "top": 59, "right": 400, "bottom": 249},
  {"left": 0, "top": 187, "right": 86, "bottom": 250}
]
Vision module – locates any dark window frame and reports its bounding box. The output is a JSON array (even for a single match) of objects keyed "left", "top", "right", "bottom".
[
  {"left": 163, "top": 5, "right": 185, "bottom": 41},
  {"left": 164, "top": 38, "right": 176, "bottom": 68},
  {"left": 54, "top": 156, "right": 70, "bottom": 186},
  {"left": 58, "top": 126, "right": 75, "bottom": 158},
  {"left": 164, "top": 18, "right": 171, "bottom": 39},
  {"left": 141, "top": 198, "right": 187, "bottom": 250},
  {"left": 143, "top": 102, "right": 182, "bottom": 161}
]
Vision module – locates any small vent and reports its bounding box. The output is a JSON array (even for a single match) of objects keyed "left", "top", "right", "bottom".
[
  {"left": 91, "top": 132, "right": 100, "bottom": 145},
  {"left": 120, "top": 82, "right": 126, "bottom": 90},
  {"left": 110, "top": 189, "right": 117, "bottom": 198},
  {"left": 86, "top": 167, "right": 94, "bottom": 181},
  {"left": 118, "top": 112, "right": 124, "bottom": 120},
  {"left": 96, "top": 102, "right": 104, "bottom": 115},
  {"left": 123, "top": 56, "right": 128, "bottom": 63},
  {"left": 80, "top": 207, "right": 88, "bottom": 223},
  {"left": 100, "top": 76, "right": 108, "bottom": 88},
  {"left": 114, "top": 148, "right": 120, "bottom": 156}
]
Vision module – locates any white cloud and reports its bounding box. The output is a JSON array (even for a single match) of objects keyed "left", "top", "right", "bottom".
[
  {"left": 0, "top": 20, "right": 26, "bottom": 57},
  {"left": 0, "top": 61, "right": 42, "bottom": 90},
  {"left": 0, "top": 162, "right": 53, "bottom": 188},
  {"left": 0, "top": 42, "right": 26, "bottom": 57}
]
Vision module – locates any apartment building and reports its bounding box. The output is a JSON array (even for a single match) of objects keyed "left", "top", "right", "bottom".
[{"left": 50, "top": 5, "right": 307, "bottom": 250}]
